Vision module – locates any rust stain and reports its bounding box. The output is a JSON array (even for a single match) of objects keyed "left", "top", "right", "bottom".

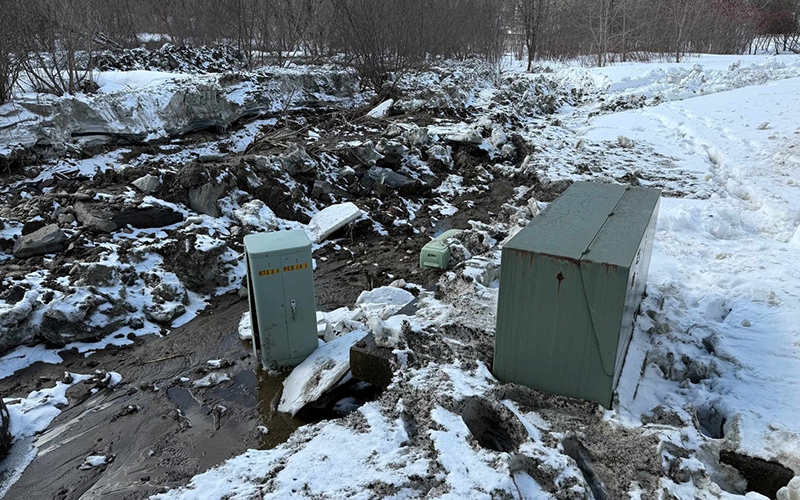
[{"left": 556, "top": 271, "right": 564, "bottom": 295}]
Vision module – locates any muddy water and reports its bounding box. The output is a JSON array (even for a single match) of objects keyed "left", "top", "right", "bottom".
[{"left": 0, "top": 295, "right": 321, "bottom": 500}]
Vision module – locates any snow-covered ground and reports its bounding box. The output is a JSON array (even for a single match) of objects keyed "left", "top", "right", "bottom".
[
  {"left": 145, "top": 55, "right": 800, "bottom": 500},
  {"left": 2, "top": 53, "right": 800, "bottom": 499}
]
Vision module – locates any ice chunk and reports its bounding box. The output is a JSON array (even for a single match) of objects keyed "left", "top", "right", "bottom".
[
  {"left": 366, "top": 99, "right": 393, "bottom": 119},
  {"left": 192, "top": 372, "right": 231, "bottom": 388},
  {"left": 237, "top": 311, "right": 252, "bottom": 340},
  {"left": 306, "top": 202, "right": 363, "bottom": 244},
  {"left": 278, "top": 330, "right": 368, "bottom": 416},
  {"left": 356, "top": 286, "right": 414, "bottom": 320},
  {"left": 80, "top": 455, "right": 110, "bottom": 469}
]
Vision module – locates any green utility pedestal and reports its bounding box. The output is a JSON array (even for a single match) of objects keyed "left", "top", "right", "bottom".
[
  {"left": 420, "top": 229, "right": 463, "bottom": 270},
  {"left": 244, "top": 230, "right": 318, "bottom": 369},
  {"left": 493, "top": 182, "right": 660, "bottom": 408}
]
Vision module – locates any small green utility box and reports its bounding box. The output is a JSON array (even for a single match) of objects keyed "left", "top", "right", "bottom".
[
  {"left": 420, "top": 229, "right": 463, "bottom": 270},
  {"left": 244, "top": 230, "right": 318, "bottom": 369},
  {"left": 493, "top": 182, "right": 660, "bottom": 408}
]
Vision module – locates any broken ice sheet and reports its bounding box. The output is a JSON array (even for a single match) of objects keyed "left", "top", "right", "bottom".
[{"left": 278, "top": 329, "right": 368, "bottom": 416}]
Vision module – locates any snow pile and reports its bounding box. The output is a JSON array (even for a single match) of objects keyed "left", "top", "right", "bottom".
[{"left": 0, "top": 373, "right": 92, "bottom": 497}]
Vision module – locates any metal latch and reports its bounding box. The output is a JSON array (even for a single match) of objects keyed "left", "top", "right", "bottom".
[{"left": 291, "top": 298, "right": 297, "bottom": 320}]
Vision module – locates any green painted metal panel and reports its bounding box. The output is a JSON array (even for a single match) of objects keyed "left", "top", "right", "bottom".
[
  {"left": 493, "top": 182, "right": 660, "bottom": 408},
  {"left": 419, "top": 229, "right": 464, "bottom": 269},
  {"left": 245, "top": 230, "right": 318, "bottom": 369}
]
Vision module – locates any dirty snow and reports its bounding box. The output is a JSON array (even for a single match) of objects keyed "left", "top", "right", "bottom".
[{"left": 0, "top": 373, "right": 92, "bottom": 497}]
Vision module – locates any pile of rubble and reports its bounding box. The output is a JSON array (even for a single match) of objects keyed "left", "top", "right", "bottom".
[{"left": 95, "top": 44, "right": 248, "bottom": 74}]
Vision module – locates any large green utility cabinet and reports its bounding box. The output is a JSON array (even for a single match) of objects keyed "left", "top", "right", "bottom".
[
  {"left": 494, "top": 182, "right": 660, "bottom": 407},
  {"left": 244, "top": 230, "right": 318, "bottom": 369}
]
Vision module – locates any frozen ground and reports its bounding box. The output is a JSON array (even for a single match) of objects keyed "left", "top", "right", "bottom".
[{"left": 2, "top": 53, "right": 800, "bottom": 499}]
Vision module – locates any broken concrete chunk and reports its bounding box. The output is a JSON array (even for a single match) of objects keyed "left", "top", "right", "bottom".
[
  {"left": 366, "top": 99, "right": 394, "bottom": 119},
  {"left": 279, "top": 330, "right": 368, "bottom": 416},
  {"left": 188, "top": 182, "right": 227, "bottom": 217},
  {"left": 132, "top": 174, "right": 160, "bottom": 194},
  {"left": 12, "top": 224, "right": 66, "bottom": 258},
  {"left": 306, "top": 202, "right": 363, "bottom": 244}
]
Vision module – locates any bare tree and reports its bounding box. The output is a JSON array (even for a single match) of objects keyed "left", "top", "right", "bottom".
[
  {"left": 0, "top": 0, "right": 26, "bottom": 103},
  {"left": 22, "top": 0, "right": 100, "bottom": 96}
]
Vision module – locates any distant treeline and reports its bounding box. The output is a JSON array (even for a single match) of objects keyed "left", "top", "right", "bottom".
[{"left": 0, "top": 0, "right": 798, "bottom": 101}]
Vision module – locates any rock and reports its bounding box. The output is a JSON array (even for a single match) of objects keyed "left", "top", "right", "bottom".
[
  {"left": 306, "top": 202, "right": 363, "bottom": 244},
  {"left": 403, "top": 126, "right": 430, "bottom": 148},
  {"left": 13, "top": 224, "right": 67, "bottom": 258},
  {"left": 132, "top": 174, "right": 160, "bottom": 194},
  {"left": 144, "top": 302, "right": 186, "bottom": 324},
  {"left": 490, "top": 127, "right": 508, "bottom": 148},
  {"left": 312, "top": 180, "right": 333, "bottom": 200},
  {"left": 445, "top": 125, "right": 482, "bottom": 145},
  {"left": 234, "top": 200, "right": 278, "bottom": 230},
  {"left": 278, "top": 329, "right": 368, "bottom": 416},
  {"left": 366, "top": 99, "right": 394, "bottom": 119},
  {"left": 0, "top": 397, "right": 11, "bottom": 461},
  {"left": 279, "top": 143, "right": 317, "bottom": 175},
  {"left": 375, "top": 139, "right": 407, "bottom": 158},
  {"left": 21, "top": 219, "right": 47, "bottom": 235},
  {"left": 74, "top": 201, "right": 183, "bottom": 232},
  {"left": 39, "top": 289, "right": 123, "bottom": 346},
  {"left": 350, "top": 333, "right": 395, "bottom": 390},
  {"left": 58, "top": 213, "right": 75, "bottom": 224},
  {"left": 0, "top": 290, "right": 38, "bottom": 354},
  {"left": 365, "top": 167, "right": 427, "bottom": 196},
  {"left": 76, "top": 263, "right": 118, "bottom": 287},
  {"left": 617, "top": 135, "right": 635, "bottom": 148},
  {"left": 188, "top": 182, "right": 227, "bottom": 217},
  {"left": 352, "top": 141, "right": 383, "bottom": 166},
  {"left": 427, "top": 145, "right": 453, "bottom": 167}
]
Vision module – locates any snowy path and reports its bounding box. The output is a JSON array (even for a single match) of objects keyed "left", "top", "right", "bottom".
[{"left": 585, "top": 77, "right": 800, "bottom": 468}]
